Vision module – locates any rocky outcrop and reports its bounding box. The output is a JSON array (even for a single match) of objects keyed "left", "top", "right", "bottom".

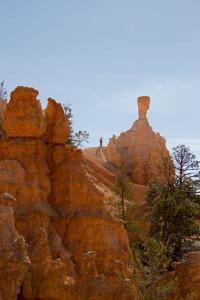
[
  {"left": 137, "top": 96, "right": 150, "bottom": 119},
  {"left": 0, "top": 193, "right": 30, "bottom": 300},
  {"left": 0, "top": 87, "right": 139, "bottom": 300},
  {"left": 83, "top": 147, "right": 149, "bottom": 242},
  {"left": 0, "top": 99, "right": 7, "bottom": 138},
  {"left": 104, "top": 96, "right": 170, "bottom": 185},
  {"left": 0, "top": 99, "right": 7, "bottom": 125},
  {"left": 44, "top": 98, "right": 70, "bottom": 144},
  {"left": 3, "top": 87, "right": 45, "bottom": 137}
]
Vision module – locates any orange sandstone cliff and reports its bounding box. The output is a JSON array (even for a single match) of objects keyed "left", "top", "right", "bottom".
[
  {"left": 1, "top": 88, "right": 200, "bottom": 300},
  {"left": 84, "top": 96, "right": 170, "bottom": 241},
  {"left": 0, "top": 87, "right": 139, "bottom": 300},
  {"left": 83, "top": 97, "right": 200, "bottom": 300}
]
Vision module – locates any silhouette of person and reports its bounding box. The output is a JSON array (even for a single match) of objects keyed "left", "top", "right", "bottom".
[{"left": 99, "top": 137, "right": 103, "bottom": 148}]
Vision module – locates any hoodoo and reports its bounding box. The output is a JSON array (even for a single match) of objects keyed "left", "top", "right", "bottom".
[{"left": 104, "top": 96, "right": 170, "bottom": 185}]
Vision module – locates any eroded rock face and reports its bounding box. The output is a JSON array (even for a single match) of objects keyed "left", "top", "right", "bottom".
[
  {"left": 104, "top": 97, "right": 170, "bottom": 185},
  {"left": 0, "top": 87, "right": 139, "bottom": 300},
  {"left": 0, "top": 99, "right": 7, "bottom": 124},
  {"left": 0, "top": 193, "right": 30, "bottom": 300},
  {"left": 44, "top": 98, "right": 70, "bottom": 144},
  {"left": 3, "top": 87, "right": 45, "bottom": 137},
  {"left": 138, "top": 96, "right": 150, "bottom": 119}
]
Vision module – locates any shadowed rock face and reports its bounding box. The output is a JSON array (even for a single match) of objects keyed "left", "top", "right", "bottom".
[
  {"left": 0, "top": 193, "right": 30, "bottom": 300},
  {"left": 104, "top": 97, "right": 170, "bottom": 185},
  {"left": 0, "top": 87, "right": 139, "bottom": 300}
]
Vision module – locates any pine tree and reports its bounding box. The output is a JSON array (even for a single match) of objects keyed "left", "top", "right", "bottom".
[
  {"left": 113, "top": 165, "right": 132, "bottom": 228},
  {"left": 63, "top": 103, "right": 89, "bottom": 148},
  {"left": 0, "top": 81, "right": 7, "bottom": 101},
  {"left": 172, "top": 144, "right": 199, "bottom": 189},
  {"left": 147, "top": 145, "right": 200, "bottom": 260}
]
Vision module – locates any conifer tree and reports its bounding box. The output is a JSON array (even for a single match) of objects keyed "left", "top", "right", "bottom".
[
  {"left": 63, "top": 103, "right": 89, "bottom": 148},
  {"left": 113, "top": 164, "right": 132, "bottom": 228},
  {"left": 147, "top": 145, "right": 200, "bottom": 260},
  {"left": 0, "top": 81, "right": 7, "bottom": 101}
]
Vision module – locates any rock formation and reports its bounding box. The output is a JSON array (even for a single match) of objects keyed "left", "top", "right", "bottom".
[
  {"left": 0, "top": 86, "right": 139, "bottom": 300},
  {"left": 0, "top": 99, "right": 7, "bottom": 125},
  {"left": 0, "top": 99, "right": 7, "bottom": 138},
  {"left": 0, "top": 193, "right": 30, "bottom": 300},
  {"left": 82, "top": 96, "right": 200, "bottom": 300},
  {"left": 1, "top": 87, "right": 198, "bottom": 300},
  {"left": 3, "top": 87, "right": 45, "bottom": 137},
  {"left": 104, "top": 96, "right": 170, "bottom": 185},
  {"left": 138, "top": 96, "right": 150, "bottom": 119},
  {"left": 44, "top": 98, "right": 70, "bottom": 144}
]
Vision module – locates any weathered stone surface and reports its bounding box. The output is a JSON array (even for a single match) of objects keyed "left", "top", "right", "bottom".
[
  {"left": 0, "top": 193, "right": 30, "bottom": 300},
  {"left": 47, "top": 145, "right": 138, "bottom": 299},
  {"left": 44, "top": 98, "right": 70, "bottom": 144},
  {"left": 0, "top": 99, "right": 7, "bottom": 128},
  {"left": 0, "top": 140, "right": 52, "bottom": 227},
  {"left": 83, "top": 147, "right": 149, "bottom": 242},
  {"left": 3, "top": 86, "right": 45, "bottom": 137},
  {"left": 22, "top": 227, "right": 76, "bottom": 300},
  {"left": 2, "top": 86, "right": 199, "bottom": 300},
  {"left": 84, "top": 96, "right": 200, "bottom": 299},
  {"left": 0, "top": 87, "right": 139, "bottom": 300},
  {"left": 0, "top": 100, "right": 7, "bottom": 139},
  {"left": 138, "top": 96, "right": 150, "bottom": 119},
  {"left": 104, "top": 97, "right": 170, "bottom": 185}
]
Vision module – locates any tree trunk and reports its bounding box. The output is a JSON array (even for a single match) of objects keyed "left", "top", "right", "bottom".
[{"left": 121, "top": 190, "right": 127, "bottom": 229}]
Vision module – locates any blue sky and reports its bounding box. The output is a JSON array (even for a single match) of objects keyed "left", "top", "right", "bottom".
[{"left": 1, "top": 0, "right": 200, "bottom": 158}]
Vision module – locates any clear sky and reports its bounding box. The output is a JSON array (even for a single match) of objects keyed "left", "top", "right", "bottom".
[{"left": 1, "top": 0, "right": 200, "bottom": 158}]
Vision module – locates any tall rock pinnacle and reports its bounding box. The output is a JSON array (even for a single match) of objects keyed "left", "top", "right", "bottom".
[
  {"left": 138, "top": 96, "right": 150, "bottom": 119},
  {"left": 104, "top": 96, "right": 170, "bottom": 185}
]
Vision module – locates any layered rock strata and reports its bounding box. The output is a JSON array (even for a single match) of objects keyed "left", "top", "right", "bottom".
[
  {"left": 0, "top": 86, "right": 139, "bottom": 300},
  {"left": 0, "top": 193, "right": 30, "bottom": 300}
]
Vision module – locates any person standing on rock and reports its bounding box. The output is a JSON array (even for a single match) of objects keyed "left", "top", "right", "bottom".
[
  {"left": 99, "top": 137, "right": 103, "bottom": 148},
  {"left": 96, "top": 137, "right": 103, "bottom": 158}
]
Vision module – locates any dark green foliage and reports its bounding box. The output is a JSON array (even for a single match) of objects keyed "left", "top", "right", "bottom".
[
  {"left": 0, "top": 82, "right": 7, "bottom": 138},
  {"left": 129, "top": 145, "right": 200, "bottom": 294},
  {"left": 0, "top": 81, "right": 7, "bottom": 101},
  {"left": 154, "top": 156, "right": 175, "bottom": 188},
  {"left": 72, "top": 130, "right": 89, "bottom": 149},
  {"left": 63, "top": 103, "right": 89, "bottom": 148},
  {"left": 62, "top": 103, "right": 74, "bottom": 146},
  {"left": 131, "top": 237, "right": 169, "bottom": 294},
  {"left": 148, "top": 182, "right": 200, "bottom": 260},
  {"left": 172, "top": 144, "right": 200, "bottom": 188},
  {"left": 147, "top": 145, "right": 200, "bottom": 260},
  {"left": 141, "top": 238, "right": 169, "bottom": 277},
  {"left": 113, "top": 165, "right": 132, "bottom": 228}
]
